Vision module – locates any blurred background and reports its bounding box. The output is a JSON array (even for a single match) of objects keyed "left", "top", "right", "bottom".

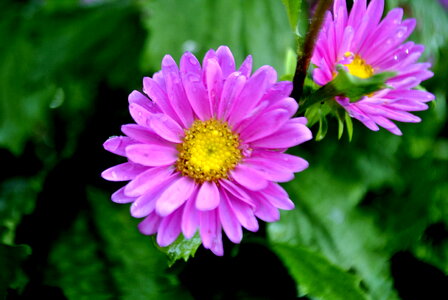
[{"left": 1, "top": 0, "right": 447, "bottom": 299}]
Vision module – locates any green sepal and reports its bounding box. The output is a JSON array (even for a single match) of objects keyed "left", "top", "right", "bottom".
[
  {"left": 333, "top": 65, "right": 396, "bottom": 102},
  {"left": 316, "top": 114, "right": 328, "bottom": 141},
  {"left": 345, "top": 111, "right": 354, "bottom": 141},
  {"left": 156, "top": 233, "right": 202, "bottom": 267}
]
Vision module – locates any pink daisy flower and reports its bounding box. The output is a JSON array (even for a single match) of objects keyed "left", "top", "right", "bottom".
[
  {"left": 311, "top": 0, "right": 435, "bottom": 135},
  {"left": 101, "top": 46, "right": 312, "bottom": 255}
]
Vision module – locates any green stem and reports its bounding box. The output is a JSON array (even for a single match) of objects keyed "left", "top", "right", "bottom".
[{"left": 291, "top": 0, "right": 333, "bottom": 102}]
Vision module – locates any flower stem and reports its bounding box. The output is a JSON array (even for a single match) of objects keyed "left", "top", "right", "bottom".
[{"left": 291, "top": 0, "right": 333, "bottom": 101}]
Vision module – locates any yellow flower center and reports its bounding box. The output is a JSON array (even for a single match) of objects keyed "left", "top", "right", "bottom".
[
  {"left": 343, "top": 53, "right": 374, "bottom": 79},
  {"left": 176, "top": 119, "right": 242, "bottom": 183}
]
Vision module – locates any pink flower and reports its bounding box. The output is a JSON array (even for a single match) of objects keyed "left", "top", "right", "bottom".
[
  {"left": 102, "top": 46, "right": 312, "bottom": 255},
  {"left": 312, "top": 0, "right": 434, "bottom": 135}
]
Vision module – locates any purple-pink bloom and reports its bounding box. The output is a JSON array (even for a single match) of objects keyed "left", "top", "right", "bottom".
[
  {"left": 312, "top": 0, "right": 435, "bottom": 135},
  {"left": 102, "top": 46, "right": 312, "bottom": 256}
]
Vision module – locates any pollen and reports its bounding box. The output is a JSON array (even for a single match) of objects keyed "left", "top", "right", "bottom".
[
  {"left": 175, "top": 119, "right": 242, "bottom": 183},
  {"left": 344, "top": 54, "right": 374, "bottom": 79}
]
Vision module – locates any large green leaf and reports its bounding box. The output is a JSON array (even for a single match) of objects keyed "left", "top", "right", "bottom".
[
  {"left": 0, "top": 244, "right": 31, "bottom": 297},
  {"left": 273, "top": 244, "right": 368, "bottom": 300},
  {"left": 44, "top": 213, "right": 115, "bottom": 299},
  {"left": 86, "top": 187, "right": 193, "bottom": 300},
  {"left": 281, "top": 0, "right": 302, "bottom": 32},
  {"left": 141, "top": 0, "right": 293, "bottom": 73},
  {"left": 0, "top": 1, "right": 143, "bottom": 155}
]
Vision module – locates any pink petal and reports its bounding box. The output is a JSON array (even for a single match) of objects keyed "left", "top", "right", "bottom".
[
  {"left": 157, "top": 209, "right": 183, "bottom": 247},
  {"left": 161, "top": 55, "right": 194, "bottom": 128},
  {"left": 180, "top": 52, "right": 211, "bottom": 120},
  {"left": 217, "top": 72, "right": 246, "bottom": 120},
  {"left": 262, "top": 182, "right": 295, "bottom": 210},
  {"left": 155, "top": 176, "right": 196, "bottom": 216},
  {"left": 150, "top": 114, "right": 184, "bottom": 143},
  {"left": 130, "top": 176, "right": 176, "bottom": 218},
  {"left": 205, "top": 58, "right": 223, "bottom": 115},
  {"left": 121, "top": 124, "right": 170, "bottom": 145},
  {"left": 253, "top": 151, "right": 309, "bottom": 173},
  {"left": 111, "top": 186, "right": 136, "bottom": 204},
  {"left": 196, "top": 181, "right": 220, "bottom": 211},
  {"left": 250, "top": 120, "right": 312, "bottom": 148},
  {"left": 128, "top": 102, "right": 152, "bottom": 128},
  {"left": 270, "top": 97, "right": 298, "bottom": 117},
  {"left": 128, "top": 90, "right": 160, "bottom": 113},
  {"left": 239, "top": 109, "right": 291, "bottom": 142},
  {"left": 230, "top": 164, "right": 268, "bottom": 191},
  {"left": 238, "top": 55, "right": 253, "bottom": 77},
  {"left": 125, "top": 166, "right": 174, "bottom": 197},
  {"left": 220, "top": 179, "right": 255, "bottom": 207},
  {"left": 126, "top": 144, "right": 178, "bottom": 167},
  {"left": 227, "top": 66, "right": 277, "bottom": 126},
  {"left": 219, "top": 191, "right": 243, "bottom": 243},
  {"left": 216, "top": 46, "right": 236, "bottom": 78},
  {"left": 102, "top": 162, "right": 147, "bottom": 182},
  {"left": 103, "top": 136, "right": 136, "bottom": 157},
  {"left": 138, "top": 212, "right": 162, "bottom": 235},
  {"left": 243, "top": 158, "right": 294, "bottom": 182},
  {"left": 130, "top": 192, "right": 158, "bottom": 218},
  {"left": 227, "top": 193, "right": 259, "bottom": 232},
  {"left": 253, "top": 193, "right": 280, "bottom": 222},
  {"left": 181, "top": 194, "right": 200, "bottom": 239},
  {"left": 143, "top": 77, "right": 180, "bottom": 123},
  {"left": 199, "top": 210, "right": 224, "bottom": 256}
]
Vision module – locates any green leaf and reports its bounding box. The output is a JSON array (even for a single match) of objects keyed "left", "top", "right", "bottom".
[
  {"left": 0, "top": 177, "right": 42, "bottom": 244},
  {"left": 316, "top": 114, "right": 328, "bottom": 141},
  {"left": 45, "top": 214, "right": 116, "bottom": 299},
  {"left": 281, "top": 0, "right": 302, "bottom": 32},
  {"left": 158, "top": 233, "right": 202, "bottom": 267},
  {"left": 269, "top": 168, "right": 400, "bottom": 300},
  {"left": 0, "top": 244, "right": 32, "bottom": 297},
  {"left": 272, "top": 244, "right": 368, "bottom": 300},
  {"left": 141, "top": 0, "right": 293, "bottom": 73},
  {"left": 86, "top": 187, "right": 193, "bottom": 300},
  {"left": 0, "top": 1, "right": 143, "bottom": 155}
]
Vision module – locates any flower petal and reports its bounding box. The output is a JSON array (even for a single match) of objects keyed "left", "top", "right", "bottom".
[
  {"left": 138, "top": 212, "right": 162, "bottom": 235},
  {"left": 227, "top": 193, "right": 259, "bottom": 232},
  {"left": 125, "top": 166, "right": 174, "bottom": 197},
  {"left": 102, "top": 162, "right": 147, "bottom": 182},
  {"left": 199, "top": 210, "right": 224, "bottom": 256},
  {"left": 162, "top": 55, "right": 194, "bottom": 128},
  {"left": 103, "top": 136, "right": 135, "bottom": 157},
  {"left": 250, "top": 120, "right": 312, "bottom": 148},
  {"left": 196, "top": 181, "right": 220, "bottom": 211},
  {"left": 111, "top": 186, "right": 136, "bottom": 204},
  {"left": 157, "top": 209, "right": 183, "bottom": 247},
  {"left": 217, "top": 72, "right": 246, "bottom": 120},
  {"left": 216, "top": 45, "right": 236, "bottom": 78},
  {"left": 230, "top": 165, "right": 268, "bottom": 191},
  {"left": 181, "top": 193, "right": 200, "bottom": 239},
  {"left": 180, "top": 52, "right": 211, "bottom": 120},
  {"left": 155, "top": 176, "right": 196, "bottom": 216},
  {"left": 126, "top": 144, "right": 178, "bottom": 167},
  {"left": 150, "top": 114, "right": 184, "bottom": 143},
  {"left": 262, "top": 182, "right": 295, "bottom": 210},
  {"left": 219, "top": 191, "right": 243, "bottom": 243},
  {"left": 227, "top": 66, "right": 277, "bottom": 126}
]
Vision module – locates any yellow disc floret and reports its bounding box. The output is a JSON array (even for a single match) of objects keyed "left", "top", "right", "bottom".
[
  {"left": 343, "top": 53, "right": 374, "bottom": 79},
  {"left": 176, "top": 119, "right": 242, "bottom": 183}
]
